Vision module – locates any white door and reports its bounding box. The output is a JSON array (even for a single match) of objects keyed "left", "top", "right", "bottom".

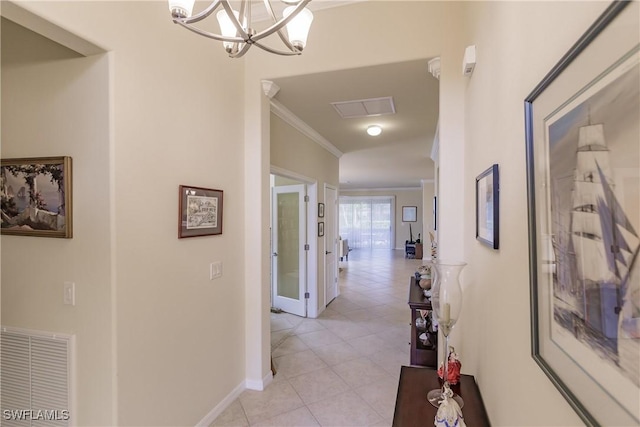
[
  {"left": 271, "top": 184, "right": 307, "bottom": 317},
  {"left": 325, "top": 186, "right": 338, "bottom": 305}
]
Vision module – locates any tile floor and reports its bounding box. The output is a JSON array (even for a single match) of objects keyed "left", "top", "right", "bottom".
[{"left": 212, "top": 249, "right": 424, "bottom": 427}]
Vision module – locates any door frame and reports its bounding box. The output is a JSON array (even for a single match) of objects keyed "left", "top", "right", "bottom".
[
  {"left": 271, "top": 183, "right": 307, "bottom": 317},
  {"left": 270, "top": 166, "right": 319, "bottom": 318},
  {"left": 324, "top": 184, "right": 339, "bottom": 308}
]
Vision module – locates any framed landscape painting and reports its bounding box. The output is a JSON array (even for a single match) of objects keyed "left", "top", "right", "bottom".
[
  {"left": 525, "top": 1, "right": 639, "bottom": 425},
  {"left": 178, "top": 185, "right": 223, "bottom": 238},
  {"left": 0, "top": 156, "right": 73, "bottom": 238}
]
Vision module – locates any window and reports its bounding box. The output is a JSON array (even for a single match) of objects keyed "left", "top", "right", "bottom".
[{"left": 339, "top": 196, "right": 393, "bottom": 249}]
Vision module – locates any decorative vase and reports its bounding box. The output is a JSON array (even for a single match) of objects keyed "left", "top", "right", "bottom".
[{"left": 427, "top": 260, "right": 466, "bottom": 408}]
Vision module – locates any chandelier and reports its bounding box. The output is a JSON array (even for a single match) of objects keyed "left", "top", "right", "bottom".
[{"left": 168, "top": 0, "right": 314, "bottom": 58}]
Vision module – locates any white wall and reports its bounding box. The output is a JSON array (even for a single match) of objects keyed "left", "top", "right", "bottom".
[
  {"left": 1, "top": 18, "right": 112, "bottom": 426},
  {"left": 459, "top": 1, "right": 615, "bottom": 425},
  {"left": 2, "top": 2, "right": 247, "bottom": 425},
  {"left": 422, "top": 181, "right": 436, "bottom": 256}
]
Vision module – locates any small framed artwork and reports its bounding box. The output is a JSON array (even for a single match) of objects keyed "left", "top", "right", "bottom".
[
  {"left": 402, "top": 206, "right": 417, "bottom": 222},
  {"left": 178, "top": 185, "right": 223, "bottom": 238},
  {"left": 1, "top": 156, "right": 73, "bottom": 238},
  {"left": 475, "top": 164, "right": 499, "bottom": 249},
  {"left": 525, "top": 2, "right": 639, "bottom": 425},
  {"left": 318, "top": 221, "right": 324, "bottom": 237},
  {"left": 433, "top": 196, "right": 437, "bottom": 231},
  {"left": 318, "top": 202, "right": 325, "bottom": 218}
]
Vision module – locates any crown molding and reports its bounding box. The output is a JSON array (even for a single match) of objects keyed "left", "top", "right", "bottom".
[
  {"left": 269, "top": 98, "right": 343, "bottom": 159},
  {"left": 262, "top": 80, "right": 280, "bottom": 99}
]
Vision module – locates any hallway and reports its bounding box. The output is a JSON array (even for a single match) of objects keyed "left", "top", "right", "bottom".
[{"left": 212, "top": 249, "right": 424, "bottom": 426}]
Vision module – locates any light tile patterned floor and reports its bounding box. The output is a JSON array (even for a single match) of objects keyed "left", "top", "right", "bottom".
[{"left": 211, "top": 249, "right": 424, "bottom": 427}]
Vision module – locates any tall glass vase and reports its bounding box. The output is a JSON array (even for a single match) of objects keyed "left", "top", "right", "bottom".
[{"left": 427, "top": 260, "right": 466, "bottom": 408}]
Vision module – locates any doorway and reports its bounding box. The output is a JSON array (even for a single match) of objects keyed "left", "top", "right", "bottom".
[
  {"left": 271, "top": 182, "right": 307, "bottom": 317},
  {"left": 270, "top": 171, "right": 320, "bottom": 318},
  {"left": 324, "top": 185, "right": 338, "bottom": 305}
]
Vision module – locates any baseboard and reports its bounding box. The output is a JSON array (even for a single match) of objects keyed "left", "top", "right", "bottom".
[
  {"left": 245, "top": 370, "right": 273, "bottom": 391},
  {"left": 195, "top": 381, "right": 245, "bottom": 427}
]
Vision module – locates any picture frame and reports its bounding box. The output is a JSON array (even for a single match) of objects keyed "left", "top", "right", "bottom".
[
  {"left": 402, "top": 206, "right": 417, "bottom": 222},
  {"left": 433, "top": 196, "right": 437, "bottom": 231},
  {"left": 318, "top": 221, "right": 324, "bottom": 237},
  {"left": 525, "top": 2, "right": 639, "bottom": 425},
  {"left": 318, "top": 202, "right": 325, "bottom": 218},
  {"left": 475, "top": 164, "right": 499, "bottom": 249},
  {"left": 178, "top": 185, "right": 223, "bottom": 238},
  {"left": 1, "top": 156, "right": 73, "bottom": 238}
]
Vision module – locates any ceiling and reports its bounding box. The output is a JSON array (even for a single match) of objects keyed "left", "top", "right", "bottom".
[{"left": 270, "top": 58, "right": 440, "bottom": 190}]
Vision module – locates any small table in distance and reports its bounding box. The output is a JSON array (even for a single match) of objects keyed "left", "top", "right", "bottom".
[{"left": 393, "top": 366, "right": 490, "bottom": 426}]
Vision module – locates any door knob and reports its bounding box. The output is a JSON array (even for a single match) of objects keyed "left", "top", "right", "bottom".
[
  {"left": 273, "top": 252, "right": 278, "bottom": 256},
  {"left": 325, "top": 251, "right": 332, "bottom": 255}
]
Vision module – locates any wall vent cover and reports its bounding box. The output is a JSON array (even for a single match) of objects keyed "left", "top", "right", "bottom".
[
  {"left": 331, "top": 96, "right": 396, "bottom": 119},
  {"left": 1, "top": 327, "right": 73, "bottom": 427}
]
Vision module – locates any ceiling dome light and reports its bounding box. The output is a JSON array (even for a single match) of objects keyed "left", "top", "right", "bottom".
[{"left": 367, "top": 125, "right": 382, "bottom": 136}]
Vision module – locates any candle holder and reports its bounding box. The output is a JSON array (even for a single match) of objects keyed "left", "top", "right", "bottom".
[{"left": 427, "top": 260, "right": 466, "bottom": 408}]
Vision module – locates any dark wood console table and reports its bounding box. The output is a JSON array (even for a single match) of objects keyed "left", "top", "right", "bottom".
[
  {"left": 408, "top": 276, "right": 437, "bottom": 367},
  {"left": 393, "top": 366, "right": 490, "bottom": 426}
]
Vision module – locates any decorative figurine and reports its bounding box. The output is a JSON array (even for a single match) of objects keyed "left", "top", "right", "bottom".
[
  {"left": 437, "top": 346, "right": 462, "bottom": 385},
  {"left": 434, "top": 384, "right": 467, "bottom": 427}
]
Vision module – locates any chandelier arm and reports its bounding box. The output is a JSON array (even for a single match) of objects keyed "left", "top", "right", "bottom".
[
  {"left": 179, "top": 0, "right": 222, "bottom": 24},
  {"left": 251, "top": 0, "right": 311, "bottom": 43},
  {"left": 175, "top": 21, "right": 244, "bottom": 43},
  {"left": 228, "top": 42, "right": 253, "bottom": 58},
  {"left": 262, "top": 0, "right": 297, "bottom": 52},
  {"left": 253, "top": 40, "right": 301, "bottom": 56},
  {"left": 221, "top": 1, "right": 250, "bottom": 42}
]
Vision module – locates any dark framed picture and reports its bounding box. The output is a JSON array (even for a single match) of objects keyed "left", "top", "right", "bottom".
[
  {"left": 525, "top": 2, "right": 639, "bottom": 425},
  {"left": 475, "top": 164, "right": 499, "bottom": 249},
  {"left": 402, "top": 206, "right": 417, "bottom": 222},
  {"left": 433, "top": 196, "right": 437, "bottom": 231},
  {"left": 1, "top": 156, "right": 73, "bottom": 238},
  {"left": 178, "top": 185, "right": 223, "bottom": 238},
  {"left": 318, "top": 221, "right": 324, "bottom": 237},
  {"left": 318, "top": 202, "right": 325, "bottom": 218}
]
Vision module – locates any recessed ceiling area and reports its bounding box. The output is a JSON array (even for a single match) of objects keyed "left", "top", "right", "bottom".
[{"left": 271, "top": 58, "right": 439, "bottom": 190}]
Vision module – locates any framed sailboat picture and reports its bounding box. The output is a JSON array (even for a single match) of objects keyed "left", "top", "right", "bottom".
[{"left": 525, "top": 1, "right": 639, "bottom": 425}]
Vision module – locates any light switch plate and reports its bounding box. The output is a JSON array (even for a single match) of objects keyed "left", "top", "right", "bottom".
[
  {"left": 63, "top": 282, "right": 75, "bottom": 306},
  {"left": 210, "top": 261, "right": 223, "bottom": 280}
]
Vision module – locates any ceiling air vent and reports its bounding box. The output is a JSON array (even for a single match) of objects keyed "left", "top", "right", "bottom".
[{"left": 331, "top": 96, "right": 396, "bottom": 119}]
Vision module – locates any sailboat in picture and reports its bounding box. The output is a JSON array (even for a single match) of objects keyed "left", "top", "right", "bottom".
[{"left": 552, "top": 120, "right": 639, "bottom": 384}]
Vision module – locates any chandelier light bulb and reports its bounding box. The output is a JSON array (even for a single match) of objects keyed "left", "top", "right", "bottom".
[
  {"left": 216, "top": 9, "right": 241, "bottom": 53},
  {"left": 367, "top": 125, "right": 382, "bottom": 136},
  {"left": 284, "top": 6, "right": 314, "bottom": 51},
  {"left": 169, "top": 0, "right": 195, "bottom": 18}
]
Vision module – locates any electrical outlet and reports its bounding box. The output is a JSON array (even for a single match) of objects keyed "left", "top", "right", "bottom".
[
  {"left": 210, "top": 261, "right": 223, "bottom": 280},
  {"left": 63, "top": 282, "right": 75, "bottom": 306}
]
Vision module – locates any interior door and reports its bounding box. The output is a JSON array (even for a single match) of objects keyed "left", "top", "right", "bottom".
[
  {"left": 325, "top": 186, "right": 338, "bottom": 305},
  {"left": 271, "top": 184, "right": 307, "bottom": 317}
]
